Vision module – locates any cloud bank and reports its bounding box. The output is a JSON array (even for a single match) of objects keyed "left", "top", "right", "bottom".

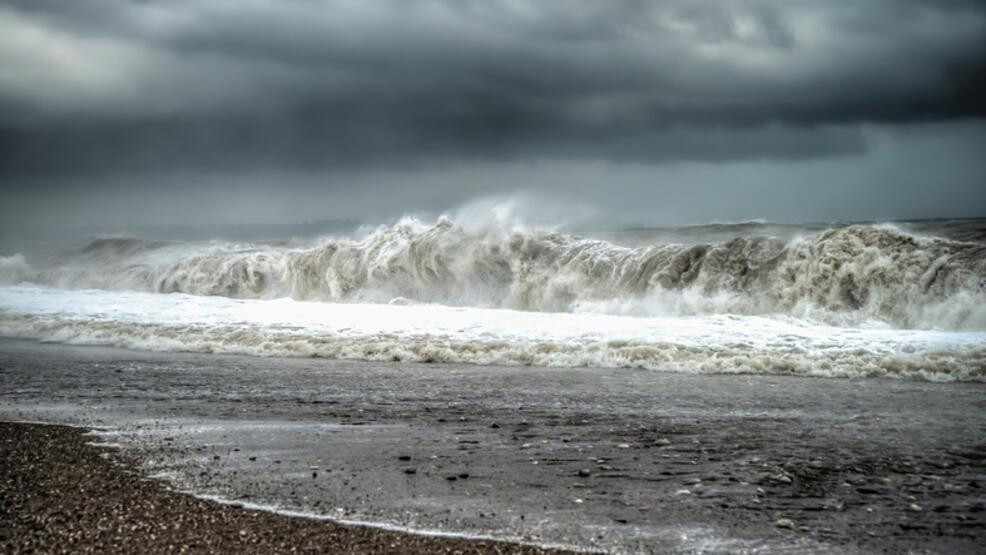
[{"left": 0, "top": 0, "right": 983, "bottom": 176}]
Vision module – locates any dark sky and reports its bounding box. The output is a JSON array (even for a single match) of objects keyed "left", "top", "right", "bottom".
[{"left": 1, "top": 0, "right": 984, "bottom": 227}]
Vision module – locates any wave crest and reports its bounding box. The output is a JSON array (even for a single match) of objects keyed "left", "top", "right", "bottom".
[{"left": 14, "top": 218, "right": 986, "bottom": 330}]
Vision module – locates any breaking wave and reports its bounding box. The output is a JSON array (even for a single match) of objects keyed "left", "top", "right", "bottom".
[{"left": 5, "top": 217, "right": 986, "bottom": 330}]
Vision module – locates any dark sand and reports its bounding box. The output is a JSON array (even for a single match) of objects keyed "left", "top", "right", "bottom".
[
  {"left": 0, "top": 422, "right": 570, "bottom": 554},
  {"left": 2, "top": 338, "right": 985, "bottom": 553}
]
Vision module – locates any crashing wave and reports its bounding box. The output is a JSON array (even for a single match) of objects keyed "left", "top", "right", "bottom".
[{"left": 6, "top": 218, "right": 986, "bottom": 330}]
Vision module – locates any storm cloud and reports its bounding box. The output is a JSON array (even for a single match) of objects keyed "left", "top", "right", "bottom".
[
  {"left": 1, "top": 0, "right": 984, "bottom": 176},
  {"left": 0, "top": 0, "right": 984, "bottom": 231}
]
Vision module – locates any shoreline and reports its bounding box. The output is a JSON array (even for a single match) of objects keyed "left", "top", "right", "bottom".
[
  {"left": 2, "top": 338, "right": 984, "bottom": 553},
  {"left": 0, "top": 421, "right": 573, "bottom": 554}
]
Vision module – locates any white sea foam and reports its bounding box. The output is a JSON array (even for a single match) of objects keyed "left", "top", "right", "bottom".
[{"left": 1, "top": 286, "right": 983, "bottom": 381}]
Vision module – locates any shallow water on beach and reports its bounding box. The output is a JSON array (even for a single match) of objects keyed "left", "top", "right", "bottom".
[{"left": 2, "top": 338, "right": 985, "bottom": 554}]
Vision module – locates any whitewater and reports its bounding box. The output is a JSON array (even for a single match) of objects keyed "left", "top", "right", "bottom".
[{"left": 1, "top": 216, "right": 984, "bottom": 381}]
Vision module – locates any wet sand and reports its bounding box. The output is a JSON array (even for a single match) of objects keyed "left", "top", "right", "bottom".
[
  {"left": 0, "top": 422, "right": 569, "bottom": 554},
  {"left": 1, "top": 338, "right": 985, "bottom": 553}
]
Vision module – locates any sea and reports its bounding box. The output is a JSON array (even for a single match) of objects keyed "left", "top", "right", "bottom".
[{"left": 1, "top": 215, "right": 984, "bottom": 382}]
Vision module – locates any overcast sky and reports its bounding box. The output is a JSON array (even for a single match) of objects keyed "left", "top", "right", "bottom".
[{"left": 1, "top": 0, "right": 984, "bottom": 228}]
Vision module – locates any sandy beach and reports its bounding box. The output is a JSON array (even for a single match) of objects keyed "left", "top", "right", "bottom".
[{"left": 2, "top": 338, "right": 984, "bottom": 553}]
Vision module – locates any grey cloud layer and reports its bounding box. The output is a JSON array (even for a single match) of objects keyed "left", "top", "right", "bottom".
[{"left": 1, "top": 0, "right": 984, "bottom": 176}]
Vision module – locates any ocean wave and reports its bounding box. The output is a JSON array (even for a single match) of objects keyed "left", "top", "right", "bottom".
[{"left": 5, "top": 218, "right": 986, "bottom": 330}]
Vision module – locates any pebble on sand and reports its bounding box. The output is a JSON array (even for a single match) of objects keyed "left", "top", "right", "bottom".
[
  {"left": 3, "top": 422, "right": 568, "bottom": 555},
  {"left": 774, "top": 518, "right": 795, "bottom": 529}
]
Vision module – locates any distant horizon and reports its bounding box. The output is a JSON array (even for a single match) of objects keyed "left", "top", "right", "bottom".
[
  {"left": 3, "top": 208, "right": 985, "bottom": 249},
  {"left": 4, "top": 209, "right": 986, "bottom": 233}
]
